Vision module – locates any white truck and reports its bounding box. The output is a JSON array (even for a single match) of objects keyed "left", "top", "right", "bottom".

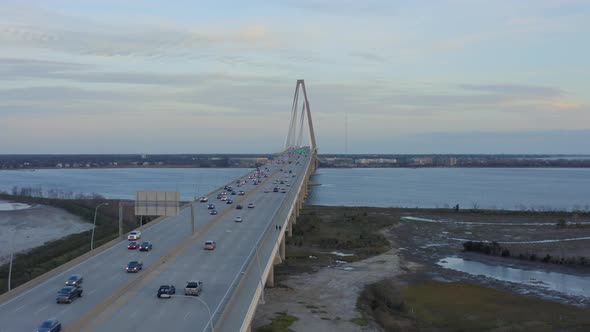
[{"left": 184, "top": 281, "right": 203, "bottom": 296}]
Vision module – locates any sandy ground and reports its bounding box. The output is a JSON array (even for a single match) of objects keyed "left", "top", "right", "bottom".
[
  {"left": 0, "top": 200, "right": 92, "bottom": 264},
  {"left": 252, "top": 242, "right": 405, "bottom": 332}
]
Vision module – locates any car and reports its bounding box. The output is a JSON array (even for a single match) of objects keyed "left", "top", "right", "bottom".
[
  {"left": 220, "top": 196, "right": 228, "bottom": 201},
  {"left": 126, "top": 261, "right": 143, "bottom": 273},
  {"left": 238, "top": 191, "right": 245, "bottom": 196},
  {"left": 216, "top": 194, "right": 223, "bottom": 199},
  {"left": 157, "top": 285, "right": 176, "bottom": 298},
  {"left": 231, "top": 191, "right": 236, "bottom": 195},
  {"left": 207, "top": 204, "right": 215, "bottom": 209},
  {"left": 227, "top": 186, "right": 233, "bottom": 192},
  {"left": 248, "top": 203, "right": 255, "bottom": 208},
  {"left": 65, "top": 274, "right": 83, "bottom": 286},
  {"left": 264, "top": 188, "right": 270, "bottom": 193},
  {"left": 281, "top": 188, "right": 287, "bottom": 193},
  {"left": 234, "top": 216, "right": 243, "bottom": 222},
  {"left": 199, "top": 196, "right": 208, "bottom": 202},
  {"left": 204, "top": 241, "right": 216, "bottom": 250},
  {"left": 209, "top": 209, "right": 218, "bottom": 215},
  {"left": 127, "top": 230, "right": 141, "bottom": 241},
  {"left": 56, "top": 285, "right": 82, "bottom": 304},
  {"left": 273, "top": 186, "right": 280, "bottom": 192},
  {"left": 236, "top": 204, "right": 243, "bottom": 209},
  {"left": 127, "top": 241, "right": 139, "bottom": 250},
  {"left": 36, "top": 319, "right": 62, "bottom": 332},
  {"left": 226, "top": 199, "right": 233, "bottom": 204},
  {"left": 184, "top": 281, "right": 203, "bottom": 296},
  {"left": 139, "top": 241, "right": 153, "bottom": 251}
]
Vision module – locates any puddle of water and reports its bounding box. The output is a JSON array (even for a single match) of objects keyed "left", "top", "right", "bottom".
[
  {"left": 448, "top": 237, "right": 590, "bottom": 244},
  {"left": 402, "top": 216, "right": 578, "bottom": 227},
  {"left": 327, "top": 251, "right": 355, "bottom": 257},
  {"left": 438, "top": 257, "right": 590, "bottom": 297},
  {"left": 0, "top": 202, "right": 32, "bottom": 211}
]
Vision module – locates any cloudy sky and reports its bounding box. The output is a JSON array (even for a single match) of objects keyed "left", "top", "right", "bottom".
[{"left": 1, "top": 0, "right": 589, "bottom": 154}]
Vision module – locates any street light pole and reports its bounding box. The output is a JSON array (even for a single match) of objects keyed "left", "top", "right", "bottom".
[
  {"left": 177, "top": 295, "right": 214, "bottom": 332},
  {"left": 7, "top": 229, "right": 16, "bottom": 291},
  {"left": 91, "top": 202, "right": 109, "bottom": 251}
]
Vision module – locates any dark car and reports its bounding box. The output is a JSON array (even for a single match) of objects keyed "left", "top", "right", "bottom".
[
  {"left": 139, "top": 241, "right": 153, "bottom": 251},
  {"left": 36, "top": 319, "right": 61, "bottom": 332},
  {"left": 65, "top": 274, "right": 83, "bottom": 286},
  {"left": 273, "top": 186, "right": 280, "bottom": 192},
  {"left": 238, "top": 191, "right": 245, "bottom": 196},
  {"left": 157, "top": 285, "right": 176, "bottom": 298},
  {"left": 126, "top": 261, "right": 143, "bottom": 273},
  {"left": 56, "top": 285, "right": 83, "bottom": 303},
  {"left": 236, "top": 204, "right": 243, "bottom": 210},
  {"left": 209, "top": 209, "right": 218, "bottom": 215},
  {"left": 231, "top": 191, "right": 236, "bottom": 195},
  {"left": 226, "top": 199, "right": 233, "bottom": 204},
  {"left": 207, "top": 204, "right": 215, "bottom": 209}
]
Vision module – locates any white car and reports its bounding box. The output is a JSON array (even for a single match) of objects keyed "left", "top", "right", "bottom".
[
  {"left": 199, "top": 196, "right": 208, "bottom": 202},
  {"left": 234, "top": 216, "right": 243, "bottom": 222},
  {"left": 128, "top": 230, "right": 141, "bottom": 241}
]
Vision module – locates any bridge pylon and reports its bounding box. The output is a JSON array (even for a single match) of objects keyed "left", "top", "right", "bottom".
[{"left": 285, "top": 80, "right": 317, "bottom": 152}]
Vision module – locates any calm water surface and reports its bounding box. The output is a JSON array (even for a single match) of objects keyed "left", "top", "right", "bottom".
[
  {"left": 438, "top": 257, "right": 590, "bottom": 297},
  {"left": 0, "top": 168, "right": 248, "bottom": 200},
  {"left": 0, "top": 168, "right": 588, "bottom": 210},
  {"left": 307, "top": 168, "right": 590, "bottom": 210}
]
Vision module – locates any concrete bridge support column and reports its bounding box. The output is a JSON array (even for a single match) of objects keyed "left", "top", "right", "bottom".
[
  {"left": 280, "top": 236, "right": 286, "bottom": 260},
  {"left": 266, "top": 264, "right": 274, "bottom": 288},
  {"left": 287, "top": 220, "right": 292, "bottom": 238}
]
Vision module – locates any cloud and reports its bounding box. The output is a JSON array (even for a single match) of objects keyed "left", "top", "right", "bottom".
[
  {"left": 458, "top": 84, "right": 564, "bottom": 98},
  {"left": 0, "top": 5, "right": 277, "bottom": 59},
  {"left": 349, "top": 51, "right": 387, "bottom": 62}
]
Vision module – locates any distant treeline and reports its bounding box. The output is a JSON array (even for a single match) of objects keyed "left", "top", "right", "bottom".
[{"left": 463, "top": 241, "right": 590, "bottom": 268}]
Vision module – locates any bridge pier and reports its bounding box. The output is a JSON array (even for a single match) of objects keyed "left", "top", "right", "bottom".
[
  {"left": 266, "top": 264, "right": 274, "bottom": 288},
  {"left": 287, "top": 221, "right": 292, "bottom": 237},
  {"left": 280, "top": 236, "right": 286, "bottom": 260}
]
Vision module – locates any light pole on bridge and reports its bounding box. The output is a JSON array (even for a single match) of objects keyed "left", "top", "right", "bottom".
[{"left": 91, "top": 202, "right": 109, "bottom": 251}]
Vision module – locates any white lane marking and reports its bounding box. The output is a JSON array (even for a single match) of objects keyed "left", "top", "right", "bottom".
[
  {"left": 184, "top": 311, "right": 192, "bottom": 320},
  {"left": 58, "top": 306, "right": 71, "bottom": 315},
  {"left": 33, "top": 305, "right": 47, "bottom": 315},
  {"left": 12, "top": 304, "right": 25, "bottom": 313}
]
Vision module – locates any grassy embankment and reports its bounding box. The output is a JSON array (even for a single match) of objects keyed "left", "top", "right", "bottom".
[
  {"left": 277, "top": 205, "right": 397, "bottom": 278},
  {"left": 257, "top": 205, "right": 397, "bottom": 332},
  {"left": 0, "top": 194, "right": 142, "bottom": 294},
  {"left": 359, "top": 279, "right": 590, "bottom": 332}
]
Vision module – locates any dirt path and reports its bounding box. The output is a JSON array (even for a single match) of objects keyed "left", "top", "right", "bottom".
[
  {"left": 0, "top": 202, "right": 92, "bottom": 264},
  {"left": 252, "top": 246, "right": 405, "bottom": 331}
]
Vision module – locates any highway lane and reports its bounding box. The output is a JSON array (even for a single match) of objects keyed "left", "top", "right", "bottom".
[
  {"left": 217, "top": 152, "right": 311, "bottom": 331},
  {"left": 0, "top": 163, "right": 275, "bottom": 332},
  {"left": 78, "top": 150, "right": 311, "bottom": 331}
]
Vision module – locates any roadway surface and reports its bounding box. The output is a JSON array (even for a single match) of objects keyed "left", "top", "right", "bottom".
[{"left": 0, "top": 148, "right": 311, "bottom": 332}]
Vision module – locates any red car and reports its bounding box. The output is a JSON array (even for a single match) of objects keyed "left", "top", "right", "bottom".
[
  {"left": 128, "top": 242, "right": 139, "bottom": 250},
  {"left": 204, "top": 241, "right": 216, "bottom": 250}
]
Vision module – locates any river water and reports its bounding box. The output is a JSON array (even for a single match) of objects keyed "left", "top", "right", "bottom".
[
  {"left": 307, "top": 168, "right": 590, "bottom": 211},
  {"left": 438, "top": 257, "right": 590, "bottom": 298},
  {"left": 0, "top": 167, "right": 588, "bottom": 210}
]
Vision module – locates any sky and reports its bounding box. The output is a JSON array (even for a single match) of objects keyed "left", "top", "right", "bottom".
[{"left": 1, "top": 0, "right": 589, "bottom": 154}]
